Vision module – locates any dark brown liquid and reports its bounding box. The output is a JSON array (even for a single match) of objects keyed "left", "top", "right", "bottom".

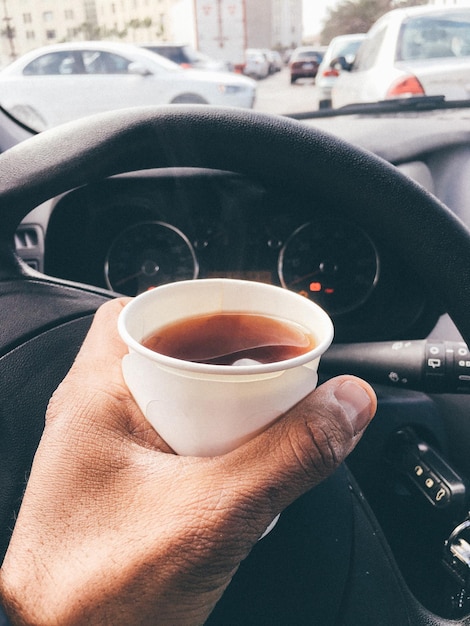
[{"left": 143, "top": 312, "right": 316, "bottom": 365}]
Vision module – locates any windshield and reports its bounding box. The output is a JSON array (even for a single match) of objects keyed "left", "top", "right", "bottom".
[{"left": 0, "top": 0, "right": 469, "bottom": 132}]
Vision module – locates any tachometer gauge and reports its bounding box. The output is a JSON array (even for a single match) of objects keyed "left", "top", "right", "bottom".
[
  {"left": 278, "top": 219, "right": 379, "bottom": 315},
  {"left": 105, "top": 221, "right": 198, "bottom": 296}
]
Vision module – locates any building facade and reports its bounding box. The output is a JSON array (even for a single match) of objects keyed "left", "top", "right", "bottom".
[
  {"left": 93, "top": 0, "right": 183, "bottom": 43},
  {"left": 0, "top": 0, "right": 186, "bottom": 66},
  {"left": 0, "top": 1, "right": 88, "bottom": 65}
]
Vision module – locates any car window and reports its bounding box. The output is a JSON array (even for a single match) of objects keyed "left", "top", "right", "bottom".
[
  {"left": 335, "top": 40, "right": 364, "bottom": 60},
  {"left": 82, "top": 50, "right": 131, "bottom": 74},
  {"left": 296, "top": 51, "right": 322, "bottom": 61},
  {"left": 152, "top": 46, "right": 186, "bottom": 64},
  {"left": 23, "top": 51, "right": 83, "bottom": 75},
  {"left": 397, "top": 12, "right": 470, "bottom": 61},
  {"left": 352, "top": 25, "right": 387, "bottom": 72}
]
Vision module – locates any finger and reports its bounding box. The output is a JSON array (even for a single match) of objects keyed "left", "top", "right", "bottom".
[
  {"left": 223, "top": 375, "right": 376, "bottom": 515},
  {"left": 73, "top": 297, "right": 132, "bottom": 369},
  {"left": 47, "top": 297, "right": 174, "bottom": 451},
  {"left": 53, "top": 296, "right": 131, "bottom": 408},
  {"left": 47, "top": 297, "right": 131, "bottom": 411},
  {"left": 66, "top": 297, "right": 134, "bottom": 406}
]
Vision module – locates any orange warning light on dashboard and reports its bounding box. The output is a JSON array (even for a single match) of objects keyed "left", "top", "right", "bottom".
[{"left": 310, "top": 282, "right": 322, "bottom": 292}]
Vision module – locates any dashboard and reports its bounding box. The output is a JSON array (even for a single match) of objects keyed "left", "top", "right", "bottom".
[{"left": 17, "top": 165, "right": 441, "bottom": 345}]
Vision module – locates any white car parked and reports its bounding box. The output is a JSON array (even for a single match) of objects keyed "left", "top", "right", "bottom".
[
  {"left": 0, "top": 41, "right": 256, "bottom": 131},
  {"left": 332, "top": 6, "right": 470, "bottom": 108}
]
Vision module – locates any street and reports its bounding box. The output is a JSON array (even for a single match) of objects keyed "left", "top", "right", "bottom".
[{"left": 253, "top": 67, "right": 320, "bottom": 115}]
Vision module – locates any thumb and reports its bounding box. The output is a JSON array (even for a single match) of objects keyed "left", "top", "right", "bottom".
[{"left": 225, "top": 375, "right": 376, "bottom": 518}]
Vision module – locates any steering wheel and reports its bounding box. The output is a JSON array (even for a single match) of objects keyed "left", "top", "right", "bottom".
[{"left": 1, "top": 105, "right": 470, "bottom": 625}]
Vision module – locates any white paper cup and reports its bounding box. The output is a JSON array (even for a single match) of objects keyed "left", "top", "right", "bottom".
[{"left": 118, "top": 279, "right": 334, "bottom": 457}]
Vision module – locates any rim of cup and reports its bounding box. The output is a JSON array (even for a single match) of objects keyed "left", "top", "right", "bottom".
[{"left": 118, "top": 279, "right": 334, "bottom": 376}]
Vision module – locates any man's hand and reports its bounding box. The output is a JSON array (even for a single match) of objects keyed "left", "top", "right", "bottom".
[{"left": 0, "top": 298, "right": 376, "bottom": 626}]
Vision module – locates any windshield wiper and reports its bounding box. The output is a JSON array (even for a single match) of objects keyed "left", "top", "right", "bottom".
[{"left": 286, "top": 95, "right": 470, "bottom": 120}]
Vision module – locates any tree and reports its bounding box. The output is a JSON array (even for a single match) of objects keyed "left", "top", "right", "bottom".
[
  {"left": 78, "top": 21, "right": 104, "bottom": 40},
  {"left": 126, "top": 17, "right": 155, "bottom": 41},
  {"left": 320, "top": 0, "right": 428, "bottom": 44}
]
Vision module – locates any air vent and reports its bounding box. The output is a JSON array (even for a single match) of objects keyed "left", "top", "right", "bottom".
[
  {"left": 14, "top": 227, "right": 39, "bottom": 250},
  {"left": 14, "top": 224, "right": 44, "bottom": 272}
]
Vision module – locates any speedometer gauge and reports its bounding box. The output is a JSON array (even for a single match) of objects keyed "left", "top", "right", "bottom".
[
  {"left": 278, "top": 219, "right": 379, "bottom": 315},
  {"left": 105, "top": 221, "right": 198, "bottom": 296}
]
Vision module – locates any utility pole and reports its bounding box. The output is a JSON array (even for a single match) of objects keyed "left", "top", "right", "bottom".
[
  {"left": 2, "top": 0, "right": 16, "bottom": 61},
  {"left": 215, "top": 0, "right": 226, "bottom": 49}
]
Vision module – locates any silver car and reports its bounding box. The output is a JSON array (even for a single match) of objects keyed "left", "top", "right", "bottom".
[
  {"left": 0, "top": 41, "right": 256, "bottom": 131},
  {"left": 243, "top": 48, "right": 270, "bottom": 79},
  {"left": 332, "top": 6, "right": 470, "bottom": 108}
]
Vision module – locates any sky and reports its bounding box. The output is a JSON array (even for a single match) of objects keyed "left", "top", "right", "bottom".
[{"left": 302, "top": 0, "right": 341, "bottom": 37}]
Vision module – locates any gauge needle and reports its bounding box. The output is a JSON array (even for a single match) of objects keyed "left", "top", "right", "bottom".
[
  {"left": 288, "top": 271, "right": 323, "bottom": 287},
  {"left": 115, "top": 270, "right": 145, "bottom": 287},
  {"left": 115, "top": 261, "right": 161, "bottom": 287}
]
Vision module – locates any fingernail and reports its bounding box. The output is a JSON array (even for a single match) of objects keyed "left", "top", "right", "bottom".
[{"left": 334, "top": 380, "right": 374, "bottom": 434}]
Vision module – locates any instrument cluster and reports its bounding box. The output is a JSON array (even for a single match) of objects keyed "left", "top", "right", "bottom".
[{"left": 43, "top": 171, "right": 439, "bottom": 342}]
